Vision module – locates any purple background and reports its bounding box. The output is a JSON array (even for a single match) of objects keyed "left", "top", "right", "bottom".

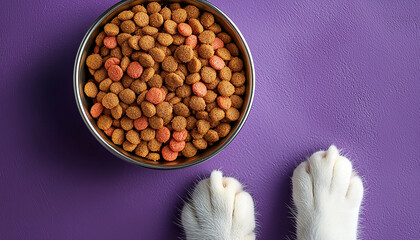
[{"left": 1, "top": 0, "right": 419, "bottom": 239}]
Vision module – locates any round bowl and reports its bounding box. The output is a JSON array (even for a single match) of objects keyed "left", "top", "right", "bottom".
[{"left": 74, "top": 0, "right": 255, "bottom": 169}]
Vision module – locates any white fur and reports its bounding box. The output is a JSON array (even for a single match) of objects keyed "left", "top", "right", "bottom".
[
  {"left": 181, "top": 145, "right": 364, "bottom": 240},
  {"left": 181, "top": 170, "right": 256, "bottom": 240},
  {"left": 292, "top": 145, "right": 364, "bottom": 240}
]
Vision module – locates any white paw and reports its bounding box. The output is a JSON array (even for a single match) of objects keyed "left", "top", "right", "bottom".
[
  {"left": 292, "top": 145, "right": 364, "bottom": 240},
  {"left": 181, "top": 170, "right": 256, "bottom": 240}
]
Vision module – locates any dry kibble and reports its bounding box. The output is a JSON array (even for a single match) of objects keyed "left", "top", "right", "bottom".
[
  {"left": 141, "top": 101, "right": 156, "bottom": 117},
  {"left": 209, "top": 107, "right": 225, "bottom": 121},
  {"left": 84, "top": 82, "right": 98, "bottom": 98},
  {"left": 104, "top": 23, "right": 119, "bottom": 36},
  {"left": 141, "top": 128, "right": 156, "bottom": 141},
  {"left": 133, "top": 12, "right": 149, "bottom": 27},
  {"left": 198, "top": 30, "right": 215, "bottom": 44},
  {"left": 102, "top": 92, "right": 119, "bottom": 109},
  {"left": 123, "top": 140, "right": 137, "bottom": 152},
  {"left": 172, "top": 116, "right": 187, "bottom": 131},
  {"left": 217, "top": 81, "right": 235, "bottom": 97},
  {"left": 126, "top": 130, "right": 140, "bottom": 144},
  {"left": 198, "top": 44, "right": 214, "bottom": 59},
  {"left": 204, "top": 129, "right": 219, "bottom": 142},
  {"left": 135, "top": 141, "right": 149, "bottom": 157},
  {"left": 126, "top": 106, "right": 142, "bottom": 119},
  {"left": 112, "top": 128, "right": 125, "bottom": 145},
  {"left": 98, "top": 115, "right": 112, "bottom": 130},
  {"left": 119, "top": 88, "right": 136, "bottom": 104},
  {"left": 150, "top": 13, "right": 164, "bottom": 27},
  {"left": 120, "top": 20, "right": 136, "bottom": 34},
  {"left": 149, "top": 116, "right": 164, "bottom": 129},
  {"left": 86, "top": 54, "right": 102, "bottom": 70},
  {"left": 200, "top": 66, "right": 216, "bottom": 83},
  {"left": 120, "top": 116, "right": 134, "bottom": 130},
  {"left": 84, "top": 3, "right": 246, "bottom": 160},
  {"left": 225, "top": 107, "right": 240, "bottom": 121},
  {"left": 175, "top": 45, "right": 194, "bottom": 63},
  {"left": 157, "top": 33, "right": 173, "bottom": 46},
  {"left": 172, "top": 8, "right": 187, "bottom": 23}
]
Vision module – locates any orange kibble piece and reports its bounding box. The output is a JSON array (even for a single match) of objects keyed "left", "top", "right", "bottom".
[
  {"left": 127, "top": 61, "right": 143, "bottom": 78},
  {"left": 104, "top": 127, "right": 115, "bottom": 136},
  {"left": 192, "top": 81, "right": 207, "bottom": 97},
  {"left": 172, "top": 129, "right": 188, "bottom": 141},
  {"left": 103, "top": 36, "right": 117, "bottom": 49},
  {"left": 134, "top": 116, "right": 148, "bottom": 130},
  {"left": 162, "top": 145, "right": 178, "bottom": 161},
  {"left": 177, "top": 23, "right": 192, "bottom": 36},
  {"left": 209, "top": 55, "right": 225, "bottom": 70},
  {"left": 156, "top": 126, "right": 171, "bottom": 143},
  {"left": 185, "top": 35, "right": 198, "bottom": 49},
  {"left": 211, "top": 37, "right": 224, "bottom": 50},
  {"left": 146, "top": 87, "right": 165, "bottom": 104},
  {"left": 216, "top": 96, "right": 232, "bottom": 110},
  {"left": 90, "top": 103, "right": 103, "bottom": 118},
  {"left": 108, "top": 65, "right": 124, "bottom": 81},
  {"left": 104, "top": 57, "right": 121, "bottom": 70},
  {"left": 169, "top": 138, "right": 186, "bottom": 152}
]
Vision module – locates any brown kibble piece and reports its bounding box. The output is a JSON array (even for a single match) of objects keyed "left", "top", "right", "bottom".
[
  {"left": 123, "top": 140, "right": 137, "bottom": 152},
  {"left": 205, "top": 129, "right": 219, "bottom": 142},
  {"left": 182, "top": 142, "right": 197, "bottom": 157},
  {"left": 200, "top": 66, "right": 217, "bottom": 83},
  {"left": 86, "top": 54, "right": 102, "bottom": 70},
  {"left": 162, "top": 56, "right": 178, "bottom": 72},
  {"left": 216, "top": 48, "right": 232, "bottom": 61},
  {"left": 226, "top": 43, "right": 239, "bottom": 56},
  {"left": 216, "top": 123, "right": 231, "bottom": 138},
  {"left": 189, "top": 96, "right": 206, "bottom": 111},
  {"left": 149, "top": 116, "right": 164, "bottom": 129},
  {"left": 138, "top": 53, "right": 155, "bottom": 68},
  {"left": 165, "top": 73, "right": 183, "bottom": 88},
  {"left": 209, "top": 107, "right": 225, "bottom": 121},
  {"left": 148, "top": 74, "right": 163, "bottom": 88},
  {"left": 200, "top": 12, "right": 214, "bottom": 28},
  {"left": 126, "top": 106, "right": 142, "bottom": 119},
  {"left": 196, "top": 119, "right": 210, "bottom": 135},
  {"left": 119, "top": 88, "right": 136, "bottom": 104},
  {"left": 149, "top": 47, "right": 166, "bottom": 63},
  {"left": 95, "top": 32, "right": 106, "bottom": 46},
  {"left": 146, "top": 152, "right": 161, "bottom": 161},
  {"left": 84, "top": 82, "right": 98, "bottom": 98},
  {"left": 102, "top": 92, "right": 119, "bottom": 109},
  {"left": 139, "top": 35, "right": 155, "bottom": 51},
  {"left": 141, "top": 101, "right": 156, "bottom": 117},
  {"left": 219, "top": 67, "right": 232, "bottom": 81},
  {"left": 217, "top": 32, "right": 231, "bottom": 44},
  {"left": 172, "top": 8, "right": 187, "bottom": 23},
  {"left": 171, "top": 116, "right": 187, "bottom": 131},
  {"left": 112, "top": 128, "right": 125, "bottom": 145},
  {"left": 104, "top": 23, "right": 119, "bottom": 36},
  {"left": 175, "top": 45, "right": 194, "bottom": 63},
  {"left": 98, "top": 115, "right": 112, "bottom": 130},
  {"left": 198, "top": 30, "right": 215, "bottom": 44},
  {"left": 172, "top": 34, "right": 186, "bottom": 45},
  {"left": 120, "top": 116, "right": 134, "bottom": 131},
  {"left": 135, "top": 141, "right": 149, "bottom": 157},
  {"left": 157, "top": 33, "right": 173, "bottom": 46},
  {"left": 133, "top": 12, "right": 149, "bottom": 27},
  {"left": 231, "top": 72, "right": 246, "bottom": 87},
  {"left": 118, "top": 10, "right": 134, "bottom": 21},
  {"left": 111, "top": 104, "right": 123, "bottom": 119},
  {"left": 147, "top": 2, "right": 161, "bottom": 14},
  {"left": 225, "top": 107, "right": 240, "bottom": 121},
  {"left": 198, "top": 44, "right": 214, "bottom": 59},
  {"left": 203, "top": 90, "right": 217, "bottom": 103},
  {"left": 193, "top": 139, "right": 207, "bottom": 149},
  {"left": 141, "top": 128, "right": 156, "bottom": 141},
  {"left": 235, "top": 85, "right": 246, "bottom": 95},
  {"left": 150, "top": 13, "right": 164, "bottom": 27},
  {"left": 187, "top": 57, "right": 202, "bottom": 73},
  {"left": 126, "top": 130, "right": 140, "bottom": 144},
  {"left": 186, "top": 72, "right": 201, "bottom": 85},
  {"left": 208, "top": 23, "right": 222, "bottom": 34},
  {"left": 130, "top": 79, "right": 147, "bottom": 94},
  {"left": 164, "top": 20, "right": 178, "bottom": 35},
  {"left": 217, "top": 81, "right": 235, "bottom": 97},
  {"left": 184, "top": 5, "right": 200, "bottom": 19},
  {"left": 148, "top": 139, "right": 162, "bottom": 152},
  {"left": 120, "top": 20, "right": 136, "bottom": 34},
  {"left": 160, "top": 7, "right": 171, "bottom": 21},
  {"left": 156, "top": 102, "right": 173, "bottom": 117},
  {"left": 173, "top": 102, "right": 190, "bottom": 117},
  {"left": 228, "top": 57, "right": 244, "bottom": 72}
]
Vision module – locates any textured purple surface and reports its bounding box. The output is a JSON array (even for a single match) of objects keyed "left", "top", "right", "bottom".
[{"left": 1, "top": 0, "right": 419, "bottom": 239}]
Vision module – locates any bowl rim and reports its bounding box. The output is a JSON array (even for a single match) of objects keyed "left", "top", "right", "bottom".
[{"left": 73, "top": 0, "right": 255, "bottom": 170}]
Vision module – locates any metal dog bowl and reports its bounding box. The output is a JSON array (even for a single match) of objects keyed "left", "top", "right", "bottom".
[{"left": 74, "top": 0, "right": 255, "bottom": 169}]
